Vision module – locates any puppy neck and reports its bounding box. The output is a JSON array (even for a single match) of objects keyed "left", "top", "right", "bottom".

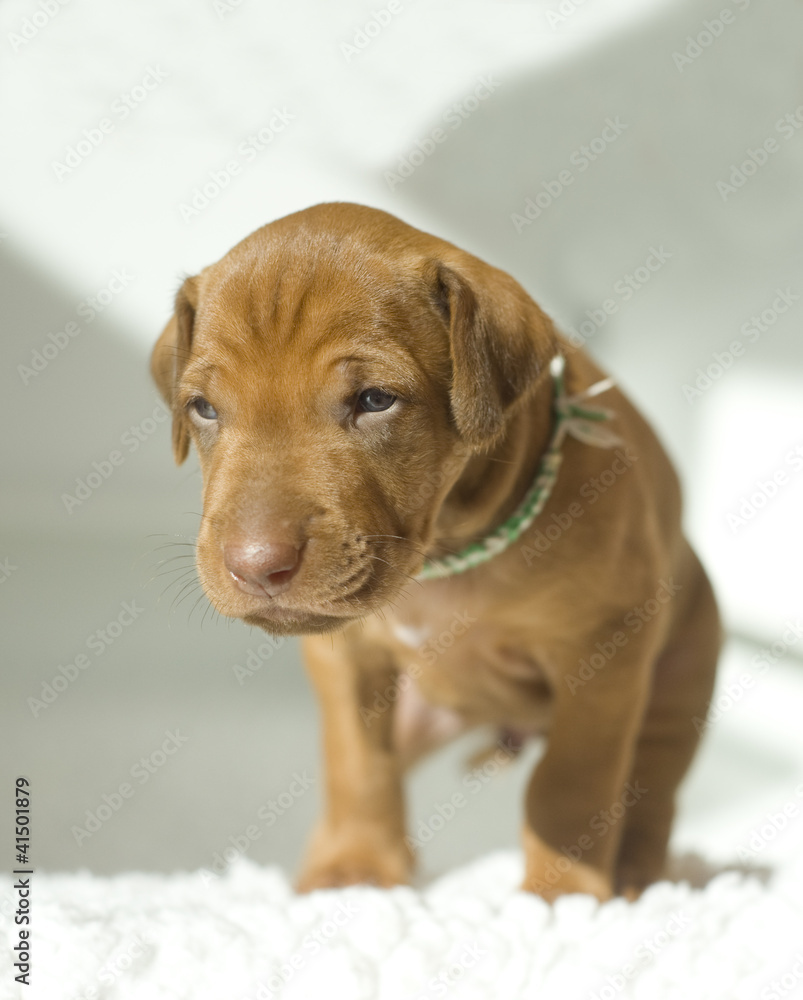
[{"left": 431, "top": 376, "right": 556, "bottom": 559}]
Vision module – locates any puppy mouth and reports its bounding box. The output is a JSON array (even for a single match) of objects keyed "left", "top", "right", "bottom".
[
  {"left": 228, "top": 563, "right": 392, "bottom": 635},
  {"left": 198, "top": 526, "right": 425, "bottom": 635}
]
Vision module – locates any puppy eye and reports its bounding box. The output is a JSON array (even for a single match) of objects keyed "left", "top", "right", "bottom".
[
  {"left": 357, "top": 388, "right": 397, "bottom": 413},
  {"left": 191, "top": 397, "right": 218, "bottom": 420}
]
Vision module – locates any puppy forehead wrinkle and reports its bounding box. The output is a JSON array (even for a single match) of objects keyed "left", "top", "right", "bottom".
[
  {"left": 226, "top": 228, "right": 415, "bottom": 307},
  {"left": 203, "top": 267, "right": 336, "bottom": 354},
  {"left": 181, "top": 357, "right": 218, "bottom": 383},
  {"left": 191, "top": 313, "right": 265, "bottom": 374},
  {"left": 195, "top": 237, "right": 445, "bottom": 384}
]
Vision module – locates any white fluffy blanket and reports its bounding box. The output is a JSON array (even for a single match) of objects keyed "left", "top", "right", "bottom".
[{"left": 3, "top": 851, "right": 803, "bottom": 1000}]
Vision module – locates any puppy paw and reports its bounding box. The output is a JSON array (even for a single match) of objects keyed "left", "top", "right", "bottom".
[
  {"left": 521, "top": 826, "right": 613, "bottom": 903},
  {"left": 296, "top": 824, "right": 413, "bottom": 892},
  {"left": 615, "top": 863, "right": 663, "bottom": 901},
  {"left": 296, "top": 857, "right": 408, "bottom": 892}
]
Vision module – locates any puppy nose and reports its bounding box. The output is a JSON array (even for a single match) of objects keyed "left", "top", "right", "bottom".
[{"left": 223, "top": 538, "right": 302, "bottom": 598}]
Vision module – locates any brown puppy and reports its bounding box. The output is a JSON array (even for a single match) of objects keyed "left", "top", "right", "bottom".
[{"left": 151, "top": 203, "right": 720, "bottom": 901}]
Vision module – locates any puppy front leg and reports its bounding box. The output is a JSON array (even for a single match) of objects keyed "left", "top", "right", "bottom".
[
  {"left": 522, "top": 639, "right": 655, "bottom": 902},
  {"left": 296, "top": 627, "right": 412, "bottom": 891}
]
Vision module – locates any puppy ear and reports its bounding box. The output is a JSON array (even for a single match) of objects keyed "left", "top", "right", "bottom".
[
  {"left": 434, "top": 260, "right": 557, "bottom": 448},
  {"left": 150, "top": 276, "right": 198, "bottom": 464}
]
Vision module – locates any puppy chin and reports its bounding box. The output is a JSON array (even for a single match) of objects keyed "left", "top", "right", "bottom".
[
  {"left": 207, "top": 584, "right": 395, "bottom": 637},
  {"left": 242, "top": 609, "right": 357, "bottom": 636},
  {"left": 239, "top": 582, "right": 400, "bottom": 636}
]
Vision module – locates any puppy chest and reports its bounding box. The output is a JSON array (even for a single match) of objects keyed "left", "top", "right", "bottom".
[{"left": 389, "top": 616, "right": 553, "bottom": 726}]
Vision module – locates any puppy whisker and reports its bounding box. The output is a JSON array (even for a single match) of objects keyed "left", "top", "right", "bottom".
[
  {"left": 366, "top": 554, "right": 424, "bottom": 588},
  {"left": 365, "top": 534, "right": 462, "bottom": 560}
]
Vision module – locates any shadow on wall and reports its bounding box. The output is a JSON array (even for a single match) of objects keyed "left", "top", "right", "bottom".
[
  {"left": 1, "top": 248, "right": 318, "bottom": 874},
  {"left": 1, "top": 243, "right": 183, "bottom": 533},
  {"left": 388, "top": 0, "right": 803, "bottom": 473}
]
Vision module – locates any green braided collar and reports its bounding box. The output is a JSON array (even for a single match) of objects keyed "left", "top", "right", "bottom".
[{"left": 415, "top": 355, "right": 620, "bottom": 581}]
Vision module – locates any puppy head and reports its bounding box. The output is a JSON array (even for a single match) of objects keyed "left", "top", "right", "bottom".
[{"left": 151, "top": 203, "right": 556, "bottom": 634}]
